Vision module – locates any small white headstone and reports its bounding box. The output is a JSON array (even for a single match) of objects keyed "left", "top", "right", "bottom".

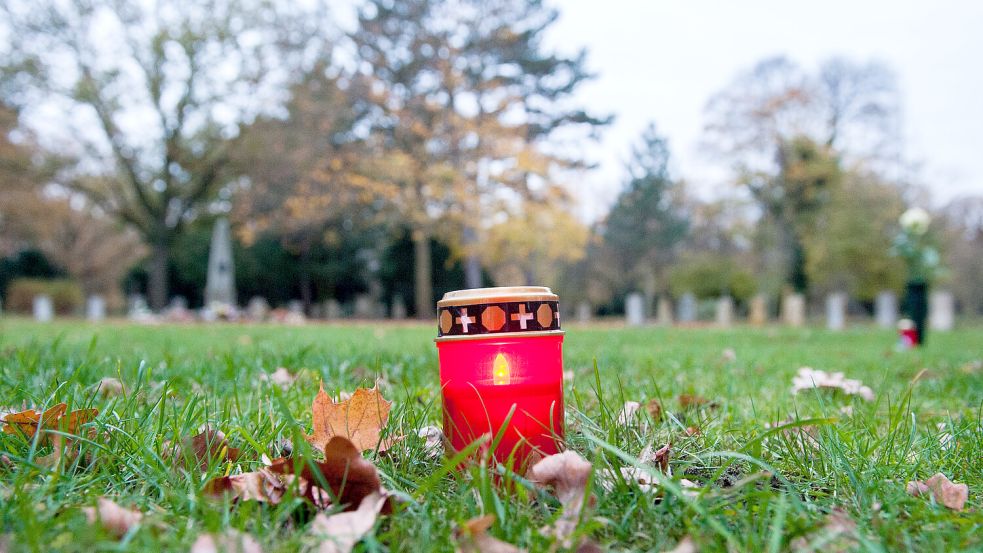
[
  {"left": 782, "top": 293, "right": 805, "bottom": 327},
  {"left": 874, "top": 291, "right": 897, "bottom": 328},
  {"left": 576, "top": 301, "right": 592, "bottom": 323},
  {"left": 749, "top": 294, "right": 768, "bottom": 325},
  {"left": 677, "top": 292, "right": 697, "bottom": 323},
  {"left": 33, "top": 294, "right": 53, "bottom": 322},
  {"left": 324, "top": 299, "right": 342, "bottom": 319},
  {"left": 625, "top": 293, "right": 645, "bottom": 326},
  {"left": 353, "top": 295, "right": 374, "bottom": 318},
  {"left": 929, "top": 290, "right": 955, "bottom": 331},
  {"left": 656, "top": 296, "right": 673, "bottom": 326},
  {"left": 715, "top": 296, "right": 734, "bottom": 327},
  {"left": 86, "top": 295, "right": 106, "bottom": 322},
  {"left": 247, "top": 296, "right": 270, "bottom": 321},
  {"left": 826, "top": 292, "right": 847, "bottom": 330},
  {"left": 391, "top": 294, "right": 408, "bottom": 320}
]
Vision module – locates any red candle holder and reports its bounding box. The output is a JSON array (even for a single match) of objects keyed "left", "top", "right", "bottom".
[{"left": 436, "top": 287, "right": 565, "bottom": 468}]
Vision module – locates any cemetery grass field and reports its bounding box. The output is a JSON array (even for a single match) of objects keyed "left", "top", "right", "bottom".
[{"left": 1, "top": 319, "right": 981, "bottom": 552}]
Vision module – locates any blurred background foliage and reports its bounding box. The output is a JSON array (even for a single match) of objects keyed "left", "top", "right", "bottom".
[{"left": 0, "top": 0, "right": 980, "bottom": 318}]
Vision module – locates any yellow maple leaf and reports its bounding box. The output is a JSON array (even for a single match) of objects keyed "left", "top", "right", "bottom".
[{"left": 306, "top": 384, "right": 392, "bottom": 453}]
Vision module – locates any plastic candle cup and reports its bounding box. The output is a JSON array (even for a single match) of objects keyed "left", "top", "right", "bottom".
[{"left": 435, "top": 286, "right": 565, "bottom": 468}]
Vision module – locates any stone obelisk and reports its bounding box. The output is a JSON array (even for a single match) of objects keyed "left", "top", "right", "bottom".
[{"left": 205, "top": 217, "right": 236, "bottom": 307}]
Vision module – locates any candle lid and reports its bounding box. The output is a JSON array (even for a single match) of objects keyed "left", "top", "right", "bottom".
[{"left": 437, "top": 286, "right": 561, "bottom": 338}]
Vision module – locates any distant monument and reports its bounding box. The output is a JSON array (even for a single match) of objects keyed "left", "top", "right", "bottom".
[
  {"left": 391, "top": 294, "right": 408, "bottom": 320},
  {"left": 33, "top": 295, "right": 53, "bottom": 322},
  {"left": 205, "top": 217, "right": 236, "bottom": 307},
  {"left": 625, "top": 293, "right": 645, "bottom": 326},
  {"left": 656, "top": 296, "right": 673, "bottom": 326},
  {"left": 875, "top": 291, "right": 898, "bottom": 328},
  {"left": 715, "top": 296, "right": 734, "bottom": 327},
  {"left": 86, "top": 295, "right": 106, "bottom": 322},
  {"left": 929, "top": 290, "right": 955, "bottom": 331},
  {"left": 576, "top": 301, "right": 592, "bottom": 323},
  {"left": 782, "top": 293, "right": 805, "bottom": 327},
  {"left": 749, "top": 294, "right": 768, "bottom": 326},
  {"left": 247, "top": 296, "right": 270, "bottom": 321},
  {"left": 677, "top": 292, "right": 697, "bottom": 323},
  {"left": 826, "top": 292, "right": 847, "bottom": 330}
]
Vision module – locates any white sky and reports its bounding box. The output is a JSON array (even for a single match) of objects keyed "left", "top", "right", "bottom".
[{"left": 539, "top": 0, "right": 983, "bottom": 218}]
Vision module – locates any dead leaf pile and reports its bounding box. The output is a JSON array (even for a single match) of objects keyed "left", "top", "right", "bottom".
[
  {"left": 306, "top": 384, "right": 393, "bottom": 453},
  {"left": 791, "top": 367, "right": 874, "bottom": 401},
  {"left": 906, "top": 473, "right": 968, "bottom": 511},
  {"left": 526, "top": 450, "right": 594, "bottom": 547},
  {"left": 82, "top": 497, "right": 143, "bottom": 539}
]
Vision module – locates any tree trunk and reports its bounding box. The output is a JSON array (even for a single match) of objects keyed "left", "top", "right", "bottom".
[
  {"left": 147, "top": 240, "right": 169, "bottom": 311},
  {"left": 298, "top": 242, "right": 313, "bottom": 315},
  {"left": 412, "top": 228, "right": 433, "bottom": 319},
  {"left": 463, "top": 226, "right": 482, "bottom": 289}
]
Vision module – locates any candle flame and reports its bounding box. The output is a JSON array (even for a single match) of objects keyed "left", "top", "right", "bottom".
[{"left": 493, "top": 353, "right": 510, "bottom": 385}]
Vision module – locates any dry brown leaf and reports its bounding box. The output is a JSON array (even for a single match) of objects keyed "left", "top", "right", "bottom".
[
  {"left": 306, "top": 384, "right": 393, "bottom": 453},
  {"left": 454, "top": 515, "right": 523, "bottom": 553},
  {"left": 640, "top": 443, "right": 671, "bottom": 474},
  {"left": 526, "top": 451, "right": 594, "bottom": 546},
  {"left": 82, "top": 497, "right": 143, "bottom": 539},
  {"left": 790, "top": 508, "right": 857, "bottom": 551},
  {"left": 191, "top": 530, "right": 264, "bottom": 553},
  {"left": 2, "top": 403, "right": 98, "bottom": 447},
  {"left": 95, "top": 377, "right": 125, "bottom": 397},
  {"left": 906, "top": 473, "right": 969, "bottom": 510},
  {"left": 678, "top": 394, "right": 715, "bottom": 410},
  {"left": 663, "top": 536, "right": 698, "bottom": 553},
  {"left": 260, "top": 367, "right": 297, "bottom": 389},
  {"left": 178, "top": 427, "right": 241, "bottom": 471},
  {"left": 205, "top": 468, "right": 287, "bottom": 505},
  {"left": 616, "top": 401, "right": 641, "bottom": 425},
  {"left": 309, "top": 490, "right": 389, "bottom": 553},
  {"left": 684, "top": 426, "right": 701, "bottom": 437},
  {"left": 268, "top": 436, "right": 386, "bottom": 512},
  {"left": 646, "top": 399, "right": 663, "bottom": 422}
]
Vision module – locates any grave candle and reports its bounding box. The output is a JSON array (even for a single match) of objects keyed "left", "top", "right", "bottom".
[{"left": 436, "top": 287, "right": 564, "bottom": 468}]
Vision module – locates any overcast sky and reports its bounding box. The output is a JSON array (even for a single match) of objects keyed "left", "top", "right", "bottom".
[{"left": 538, "top": 0, "right": 983, "bottom": 218}]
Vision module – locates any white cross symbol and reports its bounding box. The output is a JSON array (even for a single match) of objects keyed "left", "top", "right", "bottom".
[
  {"left": 511, "top": 304, "right": 534, "bottom": 329},
  {"left": 456, "top": 309, "right": 475, "bottom": 333}
]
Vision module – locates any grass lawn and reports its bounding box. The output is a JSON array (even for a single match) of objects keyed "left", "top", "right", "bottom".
[{"left": 1, "top": 319, "right": 981, "bottom": 552}]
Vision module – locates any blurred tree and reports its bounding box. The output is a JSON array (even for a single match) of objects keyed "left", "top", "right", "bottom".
[
  {"left": 1, "top": 0, "right": 331, "bottom": 309},
  {"left": 705, "top": 56, "right": 898, "bottom": 295},
  {"left": 349, "top": 0, "right": 607, "bottom": 315},
  {"left": 599, "top": 125, "right": 688, "bottom": 305},
  {"left": 668, "top": 254, "right": 755, "bottom": 303},
  {"left": 939, "top": 196, "right": 983, "bottom": 316},
  {"left": 804, "top": 169, "right": 905, "bottom": 301}
]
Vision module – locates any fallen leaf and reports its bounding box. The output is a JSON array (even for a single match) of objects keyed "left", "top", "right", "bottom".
[
  {"left": 260, "top": 367, "right": 297, "bottom": 389},
  {"left": 1, "top": 403, "right": 98, "bottom": 445},
  {"left": 906, "top": 473, "right": 968, "bottom": 510},
  {"left": 791, "top": 367, "right": 874, "bottom": 401},
  {"left": 82, "top": 497, "right": 143, "bottom": 539},
  {"left": 95, "top": 377, "right": 125, "bottom": 397},
  {"left": 268, "top": 436, "right": 386, "bottom": 512},
  {"left": 684, "top": 426, "right": 701, "bottom": 437},
  {"left": 617, "top": 401, "right": 640, "bottom": 425},
  {"left": 526, "top": 451, "right": 594, "bottom": 546},
  {"left": 306, "top": 384, "right": 392, "bottom": 453},
  {"left": 309, "top": 490, "right": 389, "bottom": 553},
  {"left": 640, "top": 443, "right": 671, "bottom": 474},
  {"left": 177, "top": 427, "right": 241, "bottom": 471},
  {"left": 663, "top": 536, "right": 698, "bottom": 553},
  {"left": 418, "top": 426, "right": 443, "bottom": 458},
  {"left": 790, "top": 508, "right": 857, "bottom": 551},
  {"left": 454, "top": 515, "right": 523, "bottom": 553},
  {"left": 204, "top": 468, "right": 287, "bottom": 505},
  {"left": 646, "top": 399, "right": 663, "bottom": 422},
  {"left": 721, "top": 348, "right": 737, "bottom": 363},
  {"left": 678, "top": 394, "right": 714, "bottom": 409},
  {"left": 191, "top": 530, "right": 264, "bottom": 553}
]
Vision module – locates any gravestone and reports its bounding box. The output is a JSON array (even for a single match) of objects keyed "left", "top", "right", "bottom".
[
  {"left": 33, "top": 295, "right": 53, "bottom": 322},
  {"left": 86, "top": 295, "right": 106, "bottom": 322},
  {"left": 353, "top": 294, "right": 374, "bottom": 319},
  {"left": 625, "top": 293, "right": 645, "bottom": 326},
  {"left": 391, "top": 294, "right": 408, "bottom": 320},
  {"left": 749, "top": 294, "right": 768, "bottom": 326},
  {"left": 826, "top": 292, "right": 847, "bottom": 330},
  {"left": 677, "top": 292, "right": 697, "bottom": 323},
  {"left": 576, "top": 301, "right": 592, "bottom": 323},
  {"left": 128, "top": 295, "right": 151, "bottom": 320},
  {"left": 929, "top": 290, "right": 955, "bottom": 331},
  {"left": 324, "top": 299, "right": 342, "bottom": 319},
  {"left": 875, "top": 291, "right": 898, "bottom": 328},
  {"left": 205, "top": 217, "right": 236, "bottom": 308},
  {"left": 656, "top": 296, "right": 673, "bottom": 326},
  {"left": 715, "top": 296, "right": 734, "bottom": 327},
  {"left": 782, "top": 293, "right": 805, "bottom": 327},
  {"left": 247, "top": 296, "right": 270, "bottom": 321}
]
